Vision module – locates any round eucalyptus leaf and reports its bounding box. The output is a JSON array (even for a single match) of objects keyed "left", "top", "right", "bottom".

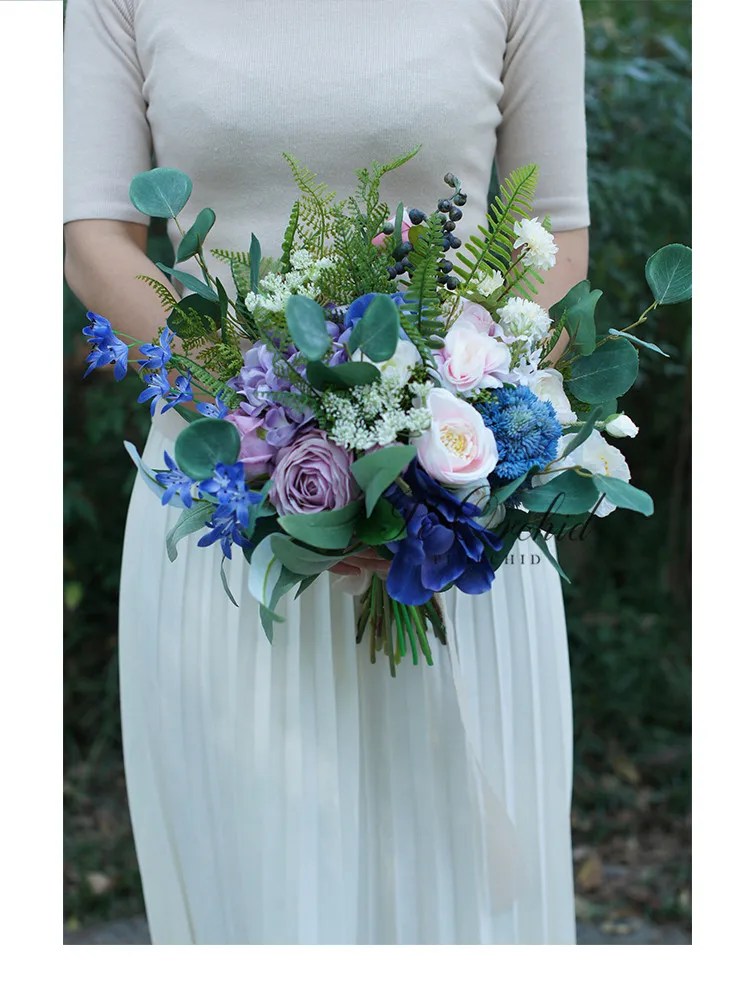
[
  {"left": 645, "top": 243, "right": 692, "bottom": 305},
  {"left": 568, "top": 337, "right": 639, "bottom": 403},
  {"left": 174, "top": 418, "right": 240, "bottom": 480},
  {"left": 176, "top": 207, "right": 216, "bottom": 262},
  {"left": 130, "top": 167, "right": 193, "bottom": 219},
  {"left": 285, "top": 295, "right": 331, "bottom": 360}
]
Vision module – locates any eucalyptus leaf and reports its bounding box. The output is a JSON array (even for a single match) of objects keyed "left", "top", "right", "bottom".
[
  {"left": 156, "top": 262, "right": 219, "bottom": 302},
  {"left": 608, "top": 329, "right": 670, "bottom": 357},
  {"left": 645, "top": 243, "right": 692, "bottom": 305},
  {"left": 167, "top": 293, "right": 220, "bottom": 337},
  {"left": 549, "top": 280, "right": 601, "bottom": 356},
  {"left": 247, "top": 535, "right": 283, "bottom": 610},
  {"left": 269, "top": 533, "right": 353, "bottom": 577},
  {"left": 166, "top": 502, "right": 214, "bottom": 562},
  {"left": 219, "top": 556, "right": 240, "bottom": 608},
  {"left": 486, "top": 472, "right": 529, "bottom": 509},
  {"left": 534, "top": 534, "right": 571, "bottom": 583},
  {"left": 348, "top": 293, "right": 400, "bottom": 362},
  {"left": 130, "top": 167, "right": 193, "bottom": 219},
  {"left": 356, "top": 498, "right": 407, "bottom": 546},
  {"left": 592, "top": 475, "right": 655, "bottom": 516},
  {"left": 278, "top": 500, "right": 363, "bottom": 550},
  {"left": 350, "top": 444, "right": 416, "bottom": 516},
  {"left": 249, "top": 233, "right": 261, "bottom": 294},
  {"left": 568, "top": 337, "right": 639, "bottom": 403},
  {"left": 306, "top": 359, "right": 381, "bottom": 391},
  {"left": 176, "top": 207, "right": 216, "bottom": 262},
  {"left": 519, "top": 470, "right": 600, "bottom": 515},
  {"left": 174, "top": 418, "right": 240, "bottom": 480},
  {"left": 561, "top": 404, "right": 604, "bottom": 458},
  {"left": 216, "top": 277, "right": 229, "bottom": 343},
  {"left": 285, "top": 294, "right": 330, "bottom": 359}
]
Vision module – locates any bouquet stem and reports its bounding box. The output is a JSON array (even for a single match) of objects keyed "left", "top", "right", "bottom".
[{"left": 357, "top": 577, "right": 445, "bottom": 676}]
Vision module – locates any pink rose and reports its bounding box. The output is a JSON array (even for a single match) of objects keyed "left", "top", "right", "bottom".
[
  {"left": 372, "top": 210, "right": 413, "bottom": 248},
  {"left": 269, "top": 428, "right": 358, "bottom": 515},
  {"left": 456, "top": 299, "right": 498, "bottom": 336},
  {"left": 414, "top": 388, "right": 498, "bottom": 486},
  {"left": 226, "top": 410, "right": 274, "bottom": 479},
  {"left": 434, "top": 319, "right": 511, "bottom": 393}
]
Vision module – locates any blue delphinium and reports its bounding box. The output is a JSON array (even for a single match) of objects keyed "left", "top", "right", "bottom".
[
  {"left": 162, "top": 371, "right": 193, "bottom": 413},
  {"left": 384, "top": 462, "right": 503, "bottom": 606},
  {"left": 137, "top": 326, "right": 174, "bottom": 372},
  {"left": 476, "top": 385, "right": 562, "bottom": 482},
  {"left": 82, "top": 311, "right": 129, "bottom": 381},
  {"left": 155, "top": 452, "right": 195, "bottom": 508},
  {"left": 197, "top": 462, "right": 263, "bottom": 557}
]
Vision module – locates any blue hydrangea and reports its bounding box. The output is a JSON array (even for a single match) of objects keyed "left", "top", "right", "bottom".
[
  {"left": 476, "top": 385, "right": 562, "bottom": 481},
  {"left": 384, "top": 462, "right": 502, "bottom": 606}
]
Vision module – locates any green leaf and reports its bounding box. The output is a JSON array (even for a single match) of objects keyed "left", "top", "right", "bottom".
[
  {"left": 534, "top": 534, "right": 571, "bottom": 583},
  {"left": 549, "top": 280, "right": 602, "bottom": 356},
  {"left": 486, "top": 472, "right": 529, "bottom": 510},
  {"left": 519, "top": 470, "right": 600, "bottom": 515},
  {"left": 350, "top": 444, "right": 417, "bottom": 516},
  {"left": 173, "top": 405, "right": 203, "bottom": 424},
  {"left": 249, "top": 233, "right": 261, "bottom": 294},
  {"left": 568, "top": 337, "right": 639, "bottom": 403},
  {"left": 356, "top": 498, "right": 407, "bottom": 546},
  {"left": 129, "top": 167, "right": 193, "bottom": 219},
  {"left": 176, "top": 207, "right": 216, "bottom": 262},
  {"left": 259, "top": 565, "right": 312, "bottom": 642},
  {"left": 165, "top": 502, "right": 215, "bottom": 562},
  {"left": 607, "top": 329, "right": 670, "bottom": 357},
  {"left": 295, "top": 574, "right": 319, "bottom": 599},
  {"left": 592, "top": 476, "right": 654, "bottom": 516},
  {"left": 392, "top": 201, "right": 405, "bottom": 249},
  {"left": 219, "top": 556, "right": 240, "bottom": 608},
  {"left": 284, "top": 294, "right": 330, "bottom": 359},
  {"left": 348, "top": 293, "right": 400, "bottom": 362},
  {"left": 561, "top": 404, "right": 604, "bottom": 458},
  {"left": 247, "top": 535, "right": 284, "bottom": 618},
  {"left": 156, "top": 262, "right": 219, "bottom": 302},
  {"left": 645, "top": 244, "right": 692, "bottom": 305},
  {"left": 484, "top": 527, "right": 521, "bottom": 571},
  {"left": 216, "top": 277, "right": 229, "bottom": 343},
  {"left": 167, "top": 293, "right": 220, "bottom": 336},
  {"left": 278, "top": 499, "right": 362, "bottom": 550},
  {"left": 174, "top": 418, "right": 240, "bottom": 480},
  {"left": 306, "top": 359, "right": 381, "bottom": 391},
  {"left": 269, "top": 533, "right": 353, "bottom": 577}
]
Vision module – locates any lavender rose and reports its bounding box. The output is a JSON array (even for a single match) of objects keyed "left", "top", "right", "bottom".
[{"left": 270, "top": 428, "right": 359, "bottom": 515}]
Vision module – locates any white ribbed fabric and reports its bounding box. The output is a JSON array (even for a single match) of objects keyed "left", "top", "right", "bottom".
[{"left": 119, "top": 411, "right": 575, "bottom": 944}]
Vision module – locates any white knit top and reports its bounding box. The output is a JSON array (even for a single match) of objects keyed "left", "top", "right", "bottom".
[{"left": 64, "top": 0, "right": 590, "bottom": 282}]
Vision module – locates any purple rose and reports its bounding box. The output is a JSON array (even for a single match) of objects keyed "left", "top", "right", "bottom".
[
  {"left": 226, "top": 409, "right": 274, "bottom": 479},
  {"left": 269, "top": 428, "right": 359, "bottom": 516}
]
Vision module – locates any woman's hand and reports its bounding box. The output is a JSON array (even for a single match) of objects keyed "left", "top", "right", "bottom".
[{"left": 330, "top": 548, "right": 391, "bottom": 579}]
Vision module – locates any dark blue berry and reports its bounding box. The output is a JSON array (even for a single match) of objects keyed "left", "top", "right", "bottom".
[
  {"left": 387, "top": 266, "right": 398, "bottom": 279},
  {"left": 443, "top": 220, "right": 456, "bottom": 232},
  {"left": 453, "top": 192, "right": 467, "bottom": 206},
  {"left": 443, "top": 172, "right": 457, "bottom": 187},
  {"left": 449, "top": 234, "right": 461, "bottom": 249},
  {"left": 439, "top": 259, "right": 454, "bottom": 273},
  {"left": 408, "top": 208, "right": 426, "bottom": 225},
  {"left": 444, "top": 275, "right": 460, "bottom": 290},
  {"left": 449, "top": 206, "right": 463, "bottom": 222},
  {"left": 382, "top": 221, "right": 394, "bottom": 235},
  {"left": 393, "top": 261, "right": 406, "bottom": 275},
  {"left": 441, "top": 237, "right": 451, "bottom": 251},
  {"left": 438, "top": 199, "right": 452, "bottom": 213}
]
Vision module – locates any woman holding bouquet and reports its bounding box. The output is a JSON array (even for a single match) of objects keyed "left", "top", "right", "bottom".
[{"left": 64, "top": 0, "right": 590, "bottom": 944}]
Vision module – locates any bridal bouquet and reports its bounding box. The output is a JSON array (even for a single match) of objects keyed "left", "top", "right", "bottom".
[{"left": 82, "top": 147, "right": 691, "bottom": 674}]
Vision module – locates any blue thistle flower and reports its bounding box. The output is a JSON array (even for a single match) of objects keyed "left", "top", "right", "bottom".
[
  {"left": 137, "top": 326, "right": 174, "bottom": 372},
  {"left": 476, "top": 385, "right": 562, "bottom": 481},
  {"left": 384, "top": 462, "right": 502, "bottom": 606},
  {"left": 82, "top": 311, "right": 129, "bottom": 381},
  {"left": 154, "top": 451, "right": 195, "bottom": 508}
]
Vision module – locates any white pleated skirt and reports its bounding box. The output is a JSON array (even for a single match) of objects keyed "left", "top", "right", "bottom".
[{"left": 118, "top": 412, "right": 576, "bottom": 944}]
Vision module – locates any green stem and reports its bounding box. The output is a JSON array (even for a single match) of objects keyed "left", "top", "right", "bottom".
[
  {"left": 403, "top": 606, "right": 420, "bottom": 667},
  {"left": 382, "top": 588, "right": 396, "bottom": 678},
  {"left": 393, "top": 601, "right": 407, "bottom": 667}
]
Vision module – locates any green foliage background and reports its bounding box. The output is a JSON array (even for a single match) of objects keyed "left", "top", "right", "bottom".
[{"left": 63, "top": 0, "right": 691, "bottom": 927}]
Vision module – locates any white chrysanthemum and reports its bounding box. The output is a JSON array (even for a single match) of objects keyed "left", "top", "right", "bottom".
[
  {"left": 513, "top": 218, "right": 558, "bottom": 271},
  {"left": 496, "top": 296, "right": 552, "bottom": 348},
  {"left": 604, "top": 413, "right": 639, "bottom": 438},
  {"left": 532, "top": 430, "right": 631, "bottom": 518},
  {"left": 476, "top": 269, "right": 505, "bottom": 297}
]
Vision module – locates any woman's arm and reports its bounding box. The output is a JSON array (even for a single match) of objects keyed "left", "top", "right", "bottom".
[
  {"left": 533, "top": 226, "right": 589, "bottom": 365},
  {"left": 64, "top": 219, "right": 177, "bottom": 349}
]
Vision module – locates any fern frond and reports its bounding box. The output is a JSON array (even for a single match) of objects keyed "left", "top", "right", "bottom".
[
  {"left": 283, "top": 153, "right": 337, "bottom": 257},
  {"left": 210, "top": 248, "right": 249, "bottom": 265},
  {"left": 355, "top": 145, "right": 421, "bottom": 218},
  {"left": 168, "top": 353, "right": 242, "bottom": 407},
  {"left": 400, "top": 212, "right": 446, "bottom": 362},
  {"left": 539, "top": 310, "right": 568, "bottom": 367},
  {"left": 135, "top": 274, "right": 177, "bottom": 313},
  {"left": 453, "top": 164, "right": 538, "bottom": 289},
  {"left": 279, "top": 199, "right": 300, "bottom": 274}
]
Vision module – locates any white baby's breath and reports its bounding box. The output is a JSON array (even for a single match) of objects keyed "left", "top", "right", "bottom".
[{"left": 321, "top": 379, "right": 434, "bottom": 451}]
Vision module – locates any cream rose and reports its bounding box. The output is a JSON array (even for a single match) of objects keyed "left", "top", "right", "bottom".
[
  {"left": 413, "top": 388, "right": 498, "bottom": 486},
  {"left": 527, "top": 367, "right": 577, "bottom": 426},
  {"left": 604, "top": 413, "right": 639, "bottom": 438},
  {"left": 434, "top": 320, "right": 511, "bottom": 393},
  {"left": 353, "top": 338, "right": 421, "bottom": 386}
]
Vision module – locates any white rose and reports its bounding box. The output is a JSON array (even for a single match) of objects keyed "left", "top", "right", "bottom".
[
  {"left": 532, "top": 430, "right": 631, "bottom": 517},
  {"left": 435, "top": 319, "right": 510, "bottom": 393},
  {"left": 354, "top": 338, "right": 421, "bottom": 386},
  {"left": 604, "top": 413, "right": 639, "bottom": 438},
  {"left": 527, "top": 367, "right": 577, "bottom": 426}
]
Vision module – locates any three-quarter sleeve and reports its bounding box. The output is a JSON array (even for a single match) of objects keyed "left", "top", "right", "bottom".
[
  {"left": 497, "top": 0, "right": 590, "bottom": 232},
  {"left": 63, "top": 0, "right": 152, "bottom": 225}
]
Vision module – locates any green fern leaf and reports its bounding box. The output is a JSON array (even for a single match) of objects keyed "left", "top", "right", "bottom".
[{"left": 135, "top": 274, "right": 176, "bottom": 313}]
